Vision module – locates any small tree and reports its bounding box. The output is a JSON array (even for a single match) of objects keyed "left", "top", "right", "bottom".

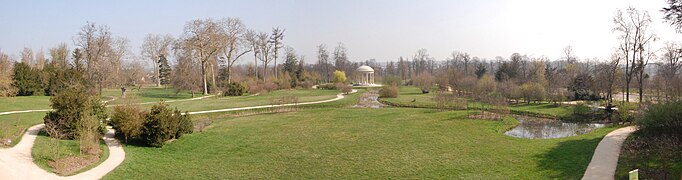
[
  {"left": 111, "top": 97, "right": 146, "bottom": 142},
  {"left": 413, "top": 72, "right": 433, "bottom": 93},
  {"left": 158, "top": 54, "right": 172, "bottom": 86},
  {"left": 12, "top": 62, "right": 43, "bottom": 96},
  {"left": 333, "top": 70, "right": 347, "bottom": 83}
]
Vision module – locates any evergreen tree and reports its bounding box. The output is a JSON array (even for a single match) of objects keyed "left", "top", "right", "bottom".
[
  {"left": 158, "top": 54, "right": 171, "bottom": 86},
  {"left": 12, "top": 62, "right": 43, "bottom": 96}
]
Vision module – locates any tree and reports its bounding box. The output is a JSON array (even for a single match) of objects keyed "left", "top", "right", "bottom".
[
  {"left": 218, "top": 18, "right": 251, "bottom": 84},
  {"left": 662, "top": 0, "right": 682, "bottom": 33},
  {"left": 333, "top": 70, "right": 347, "bottom": 83},
  {"left": 613, "top": 7, "right": 657, "bottom": 103},
  {"left": 269, "top": 27, "right": 285, "bottom": 80},
  {"left": 75, "top": 22, "right": 113, "bottom": 95},
  {"left": 659, "top": 42, "right": 682, "bottom": 101},
  {"left": 244, "top": 29, "right": 260, "bottom": 80},
  {"left": 180, "top": 19, "right": 223, "bottom": 95},
  {"left": 0, "top": 51, "right": 17, "bottom": 97},
  {"left": 158, "top": 55, "right": 172, "bottom": 86},
  {"left": 255, "top": 32, "right": 274, "bottom": 81},
  {"left": 520, "top": 82, "right": 546, "bottom": 103},
  {"left": 12, "top": 62, "right": 43, "bottom": 96},
  {"left": 172, "top": 41, "right": 203, "bottom": 97},
  {"left": 563, "top": 46, "right": 576, "bottom": 64},
  {"left": 413, "top": 72, "right": 434, "bottom": 93},
  {"left": 333, "top": 42, "right": 349, "bottom": 72},
  {"left": 317, "top": 44, "right": 330, "bottom": 82},
  {"left": 141, "top": 34, "right": 174, "bottom": 87},
  {"left": 475, "top": 63, "right": 487, "bottom": 79},
  {"left": 283, "top": 47, "right": 299, "bottom": 83}
]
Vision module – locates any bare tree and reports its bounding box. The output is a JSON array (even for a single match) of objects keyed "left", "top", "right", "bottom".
[
  {"left": 141, "top": 34, "right": 174, "bottom": 87},
  {"left": 613, "top": 7, "right": 657, "bottom": 103},
  {"left": 563, "top": 46, "right": 576, "bottom": 64},
  {"left": 659, "top": 42, "right": 682, "bottom": 101},
  {"left": 333, "top": 42, "right": 349, "bottom": 72},
  {"left": 317, "top": 44, "right": 330, "bottom": 82},
  {"left": 218, "top": 18, "right": 252, "bottom": 83},
  {"left": 75, "top": 21, "right": 113, "bottom": 95},
  {"left": 20, "top": 47, "right": 34, "bottom": 66},
  {"left": 257, "top": 32, "right": 274, "bottom": 81},
  {"left": 180, "top": 19, "right": 223, "bottom": 95},
  {"left": 244, "top": 29, "right": 260, "bottom": 80}
]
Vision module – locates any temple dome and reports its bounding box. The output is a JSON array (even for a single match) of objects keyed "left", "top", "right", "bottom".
[{"left": 356, "top": 65, "right": 374, "bottom": 72}]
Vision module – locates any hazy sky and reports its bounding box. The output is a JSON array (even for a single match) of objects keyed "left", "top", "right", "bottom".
[{"left": 1, "top": 0, "right": 680, "bottom": 65}]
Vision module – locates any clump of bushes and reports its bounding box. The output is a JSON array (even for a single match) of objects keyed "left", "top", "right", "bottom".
[
  {"left": 379, "top": 85, "right": 399, "bottom": 98},
  {"left": 336, "top": 83, "right": 352, "bottom": 94},
  {"left": 110, "top": 101, "right": 192, "bottom": 147},
  {"left": 636, "top": 101, "right": 682, "bottom": 136},
  {"left": 43, "top": 84, "right": 107, "bottom": 139},
  {"left": 317, "top": 83, "right": 337, "bottom": 90},
  {"left": 224, "top": 82, "right": 245, "bottom": 96}
]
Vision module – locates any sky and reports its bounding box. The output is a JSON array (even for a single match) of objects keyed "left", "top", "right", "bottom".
[{"left": 1, "top": 0, "right": 680, "bottom": 66}]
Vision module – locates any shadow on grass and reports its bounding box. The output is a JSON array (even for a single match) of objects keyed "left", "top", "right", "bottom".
[{"left": 534, "top": 137, "right": 602, "bottom": 179}]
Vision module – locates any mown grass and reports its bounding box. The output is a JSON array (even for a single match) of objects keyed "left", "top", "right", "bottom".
[
  {"left": 0, "top": 112, "right": 45, "bottom": 147},
  {"left": 380, "top": 86, "right": 573, "bottom": 117},
  {"left": 105, "top": 108, "right": 615, "bottom": 179},
  {"left": 0, "top": 96, "right": 51, "bottom": 112},
  {"left": 31, "top": 131, "right": 109, "bottom": 175}
]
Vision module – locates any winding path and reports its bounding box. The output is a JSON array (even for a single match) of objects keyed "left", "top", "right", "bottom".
[
  {"left": 0, "top": 90, "right": 356, "bottom": 179},
  {"left": 582, "top": 126, "right": 637, "bottom": 180}
]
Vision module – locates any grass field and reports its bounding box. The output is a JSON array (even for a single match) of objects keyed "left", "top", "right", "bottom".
[
  {"left": 104, "top": 108, "right": 615, "bottom": 179},
  {"left": 0, "top": 112, "right": 45, "bottom": 147},
  {"left": 31, "top": 131, "right": 109, "bottom": 175},
  {"left": 103, "top": 87, "right": 204, "bottom": 105},
  {"left": 380, "top": 86, "right": 573, "bottom": 117},
  {"left": 0, "top": 96, "right": 51, "bottom": 112}
]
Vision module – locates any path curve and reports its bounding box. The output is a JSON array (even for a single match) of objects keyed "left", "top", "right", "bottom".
[
  {"left": 0, "top": 90, "right": 357, "bottom": 179},
  {"left": 582, "top": 126, "right": 637, "bottom": 180}
]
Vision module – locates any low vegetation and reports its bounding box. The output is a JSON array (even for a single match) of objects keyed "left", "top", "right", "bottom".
[{"left": 111, "top": 101, "right": 192, "bottom": 147}]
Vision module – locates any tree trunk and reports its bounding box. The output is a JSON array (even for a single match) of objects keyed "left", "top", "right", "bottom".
[
  {"left": 202, "top": 62, "right": 208, "bottom": 95},
  {"left": 154, "top": 60, "right": 160, "bottom": 87}
]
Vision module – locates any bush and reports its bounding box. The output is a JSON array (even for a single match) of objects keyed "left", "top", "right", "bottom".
[
  {"left": 43, "top": 84, "right": 106, "bottom": 139},
  {"left": 636, "top": 101, "right": 682, "bottom": 136},
  {"left": 317, "top": 83, "right": 337, "bottom": 90},
  {"left": 12, "top": 62, "right": 44, "bottom": 96},
  {"left": 299, "top": 81, "right": 314, "bottom": 89},
  {"left": 333, "top": 70, "right": 347, "bottom": 83},
  {"left": 560, "top": 102, "right": 605, "bottom": 123},
  {"left": 379, "top": 85, "right": 399, "bottom": 98},
  {"left": 140, "top": 102, "right": 193, "bottom": 147},
  {"left": 263, "top": 82, "right": 279, "bottom": 92},
  {"left": 336, "top": 83, "right": 352, "bottom": 94},
  {"left": 224, "top": 82, "right": 245, "bottom": 96},
  {"left": 111, "top": 104, "right": 146, "bottom": 142},
  {"left": 413, "top": 73, "right": 433, "bottom": 94}
]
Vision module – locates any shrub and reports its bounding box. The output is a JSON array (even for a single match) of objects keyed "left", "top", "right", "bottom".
[
  {"left": 246, "top": 80, "right": 264, "bottom": 94},
  {"left": 636, "top": 101, "right": 682, "bottom": 136},
  {"left": 43, "top": 84, "right": 106, "bottom": 139},
  {"left": 263, "top": 82, "right": 279, "bottom": 92},
  {"left": 12, "top": 62, "right": 44, "bottom": 96},
  {"left": 379, "top": 85, "right": 399, "bottom": 98},
  {"left": 318, "top": 83, "right": 337, "bottom": 90},
  {"left": 111, "top": 104, "right": 146, "bottom": 142},
  {"left": 224, "top": 82, "right": 245, "bottom": 96},
  {"left": 336, "top": 83, "right": 352, "bottom": 94},
  {"left": 333, "top": 70, "right": 347, "bottom": 83},
  {"left": 140, "top": 102, "right": 193, "bottom": 147},
  {"left": 299, "top": 81, "right": 314, "bottom": 89}
]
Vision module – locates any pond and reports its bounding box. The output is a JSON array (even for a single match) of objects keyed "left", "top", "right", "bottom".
[
  {"left": 504, "top": 116, "right": 605, "bottom": 139},
  {"left": 353, "top": 90, "right": 384, "bottom": 108}
]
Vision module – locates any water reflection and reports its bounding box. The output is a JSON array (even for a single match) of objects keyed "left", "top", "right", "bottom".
[
  {"left": 353, "top": 90, "right": 384, "bottom": 108},
  {"left": 504, "top": 117, "right": 605, "bottom": 139}
]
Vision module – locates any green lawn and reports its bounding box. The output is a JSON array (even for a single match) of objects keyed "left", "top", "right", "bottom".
[
  {"left": 103, "top": 87, "right": 204, "bottom": 105},
  {"left": 132, "top": 89, "right": 340, "bottom": 112},
  {"left": 105, "top": 108, "right": 615, "bottom": 179},
  {"left": 0, "top": 96, "right": 51, "bottom": 112},
  {"left": 380, "top": 86, "right": 573, "bottom": 117},
  {"left": 31, "top": 131, "right": 109, "bottom": 175},
  {"left": 0, "top": 112, "right": 45, "bottom": 147}
]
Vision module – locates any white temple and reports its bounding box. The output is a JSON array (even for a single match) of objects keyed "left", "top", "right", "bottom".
[{"left": 355, "top": 65, "right": 375, "bottom": 85}]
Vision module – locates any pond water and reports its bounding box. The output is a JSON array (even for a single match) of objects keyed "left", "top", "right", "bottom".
[{"left": 504, "top": 117, "right": 605, "bottom": 139}]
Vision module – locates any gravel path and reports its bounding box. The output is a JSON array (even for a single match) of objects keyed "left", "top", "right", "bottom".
[{"left": 582, "top": 126, "right": 637, "bottom": 180}]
